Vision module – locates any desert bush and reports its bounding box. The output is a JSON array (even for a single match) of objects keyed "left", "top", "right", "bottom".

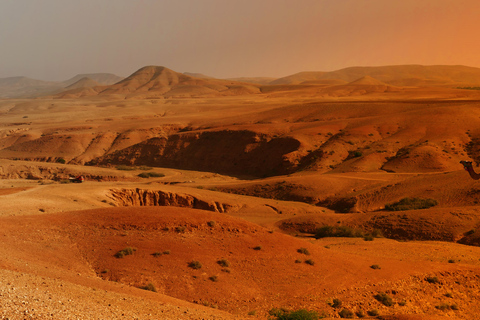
[
  {"left": 114, "top": 247, "right": 136, "bottom": 258},
  {"left": 355, "top": 310, "right": 365, "bottom": 318},
  {"left": 140, "top": 283, "right": 157, "bottom": 292},
  {"left": 152, "top": 252, "right": 162, "bottom": 257},
  {"left": 209, "top": 275, "right": 218, "bottom": 282},
  {"left": 253, "top": 246, "right": 262, "bottom": 251},
  {"left": 56, "top": 157, "right": 66, "bottom": 164},
  {"left": 304, "top": 259, "right": 315, "bottom": 265},
  {"left": 217, "top": 259, "right": 230, "bottom": 267},
  {"left": 385, "top": 197, "right": 438, "bottom": 211},
  {"left": 370, "top": 264, "right": 381, "bottom": 269},
  {"left": 162, "top": 250, "right": 171, "bottom": 255},
  {"left": 367, "top": 309, "right": 379, "bottom": 316},
  {"left": 269, "top": 308, "right": 320, "bottom": 320},
  {"left": 374, "top": 292, "right": 394, "bottom": 306},
  {"left": 175, "top": 226, "right": 186, "bottom": 233},
  {"left": 435, "top": 303, "right": 458, "bottom": 311},
  {"left": 338, "top": 308, "right": 354, "bottom": 318},
  {"left": 425, "top": 276, "right": 440, "bottom": 284},
  {"left": 297, "top": 247, "right": 311, "bottom": 255},
  {"left": 330, "top": 298, "right": 342, "bottom": 308},
  {"left": 207, "top": 220, "right": 216, "bottom": 227},
  {"left": 188, "top": 260, "right": 202, "bottom": 269},
  {"left": 138, "top": 166, "right": 153, "bottom": 171}
]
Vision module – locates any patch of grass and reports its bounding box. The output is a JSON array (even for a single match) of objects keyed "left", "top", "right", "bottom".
[
  {"left": 140, "top": 283, "right": 157, "bottom": 292},
  {"left": 269, "top": 308, "right": 320, "bottom": 320},
  {"left": 385, "top": 197, "right": 438, "bottom": 211},
  {"left": 374, "top": 292, "right": 394, "bottom": 306},
  {"left": 188, "top": 260, "right": 202, "bottom": 269},
  {"left": 217, "top": 259, "right": 230, "bottom": 267},
  {"left": 297, "top": 247, "right": 311, "bottom": 255},
  {"left": 114, "top": 247, "right": 136, "bottom": 258}
]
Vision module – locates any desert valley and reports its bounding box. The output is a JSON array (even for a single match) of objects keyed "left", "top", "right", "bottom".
[{"left": 2, "top": 64, "right": 480, "bottom": 320}]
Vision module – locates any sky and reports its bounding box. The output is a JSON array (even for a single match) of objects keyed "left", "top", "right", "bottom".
[{"left": 1, "top": 0, "right": 479, "bottom": 81}]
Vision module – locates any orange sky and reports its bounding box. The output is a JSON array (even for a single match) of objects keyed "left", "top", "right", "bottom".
[{"left": 1, "top": 0, "right": 479, "bottom": 80}]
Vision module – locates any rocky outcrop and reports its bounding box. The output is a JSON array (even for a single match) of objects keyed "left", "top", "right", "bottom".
[{"left": 109, "top": 188, "right": 237, "bottom": 213}]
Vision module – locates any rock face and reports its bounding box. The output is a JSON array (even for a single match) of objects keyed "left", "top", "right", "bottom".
[
  {"left": 109, "top": 188, "right": 237, "bottom": 213},
  {"left": 90, "top": 130, "right": 302, "bottom": 177}
]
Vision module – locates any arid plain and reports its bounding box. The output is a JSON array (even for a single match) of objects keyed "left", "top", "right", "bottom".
[{"left": 2, "top": 65, "right": 480, "bottom": 319}]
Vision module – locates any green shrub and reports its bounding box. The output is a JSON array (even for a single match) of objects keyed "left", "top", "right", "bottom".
[
  {"left": 385, "top": 197, "right": 438, "bottom": 211},
  {"left": 114, "top": 247, "right": 136, "bottom": 258},
  {"left": 269, "top": 308, "right": 320, "bottom": 320},
  {"left": 374, "top": 292, "right": 394, "bottom": 306},
  {"left": 56, "top": 158, "right": 66, "bottom": 164},
  {"left": 188, "top": 260, "right": 202, "bottom": 269},
  {"left": 140, "top": 283, "right": 157, "bottom": 292}
]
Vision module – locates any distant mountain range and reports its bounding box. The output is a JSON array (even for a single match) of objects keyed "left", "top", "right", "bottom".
[
  {"left": 0, "top": 73, "right": 124, "bottom": 98},
  {"left": 2, "top": 65, "right": 480, "bottom": 99}
]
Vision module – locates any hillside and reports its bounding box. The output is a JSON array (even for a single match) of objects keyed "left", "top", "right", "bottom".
[{"left": 271, "top": 65, "right": 480, "bottom": 87}]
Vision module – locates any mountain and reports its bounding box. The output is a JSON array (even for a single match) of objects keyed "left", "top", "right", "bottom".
[
  {"left": 0, "top": 73, "right": 124, "bottom": 99},
  {"left": 0, "top": 76, "right": 62, "bottom": 98},
  {"left": 61, "top": 73, "right": 124, "bottom": 87},
  {"left": 271, "top": 65, "right": 480, "bottom": 87},
  {"left": 64, "top": 77, "right": 100, "bottom": 90},
  {"left": 58, "top": 66, "right": 261, "bottom": 98}
]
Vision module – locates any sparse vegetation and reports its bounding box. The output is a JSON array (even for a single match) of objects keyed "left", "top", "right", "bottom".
[
  {"left": 209, "top": 275, "right": 218, "bottom": 282},
  {"left": 370, "top": 264, "right": 381, "bottom": 269},
  {"left": 116, "top": 165, "right": 136, "bottom": 171},
  {"left": 385, "top": 197, "right": 438, "bottom": 211},
  {"left": 374, "top": 292, "right": 394, "bottom": 306},
  {"left": 188, "top": 260, "right": 202, "bottom": 269},
  {"left": 436, "top": 303, "right": 459, "bottom": 311},
  {"left": 56, "top": 157, "right": 66, "bottom": 164},
  {"left": 253, "top": 246, "right": 262, "bottom": 251},
  {"left": 114, "top": 247, "right": 136, "bottom": 258},
  {"left": 152, "top": 252, "right": 162, "bottom": 257},
  {"left": 269, "top": 308, "right": 320, "bottom": 320}
]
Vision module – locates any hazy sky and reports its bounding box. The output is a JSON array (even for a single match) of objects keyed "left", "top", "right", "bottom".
[{"left": 1, "top": 0, "right": 479, "bottom": 80}]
